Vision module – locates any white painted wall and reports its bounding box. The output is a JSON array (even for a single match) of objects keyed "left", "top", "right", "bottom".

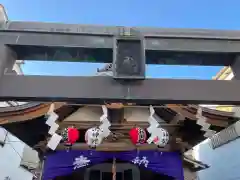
[
  {"left": 0, "top": 60, "right": 36, "bottom": 180},
  {"left": 0, "top": 4, "right": 8, "bottom": 23},
  {"left": 193, "top": 136, "right": 240, "bottom": 180},
  {"left": 0, "top": 128, "right": 35, "bottom": 180},
  {"left": 224, "top": 72, "right": 234, "bottom": 80},
  {"left": 13, "top": 61, "right": 24, "bottom": 75}
]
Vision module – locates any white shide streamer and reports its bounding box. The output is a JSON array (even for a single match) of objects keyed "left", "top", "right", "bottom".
[
  {"left": 147, "top": 106, "right": 169, "bottom": 146},
  {"left": 46, "top": 103, "right": 61, "bottom": 150},
  {"left": 99, "top": 105, "right": 111, "bottom": 138}
]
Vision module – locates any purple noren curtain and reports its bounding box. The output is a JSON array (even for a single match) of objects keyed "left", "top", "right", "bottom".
[{"left": 43, "top": 150, "right": 183, "bottom": 180}]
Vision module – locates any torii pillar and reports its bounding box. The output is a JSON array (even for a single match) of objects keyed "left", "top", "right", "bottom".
[
  {"left": 0, "top": 45, "right": 17, "bottom": 76},
  {"left": 0, "top": 6, "right": 17, "bottom": 77},
  {"left": 231, "top": 56, "right": 240, "bottom": 80}
]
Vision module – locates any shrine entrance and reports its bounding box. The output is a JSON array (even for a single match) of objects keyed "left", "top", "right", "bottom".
[
  {"left": 1, "top": 6, "right": 234, "bottom": 180},
  {"left": 85, "top": 161, "right": 139, "bottom": 180},
  {"left": 53, "top": 159, "right": 174, "bottom": 180},
  {"left": 44, "top": 150, "right": 181, "bottom": 180}
]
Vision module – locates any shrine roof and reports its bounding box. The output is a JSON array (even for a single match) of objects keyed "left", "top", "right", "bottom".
[{"left": 0, "top": 103, "right": 238, "bottom": 151}]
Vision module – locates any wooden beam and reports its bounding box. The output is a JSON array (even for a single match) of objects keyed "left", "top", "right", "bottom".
[
  {"left": 1, "top": 75, "right": 240, "bottom": 105},
  {"left": 56, "top": 140, "right": 177, "bottom": 151},
  {"left": 169, "top": 113, "right": 185, "bottom": 124},
  {"left": 188, "top": 105, "right": 234, "bottom": 118},
  {"left": 0, "top": 103, "right": 65, "bottom": 125},
  {"left": 168, "top": 106, "right": 229, "bottom": 127},
  {"left": 60, "top": 121, "right": 179, "bottom": 134}
]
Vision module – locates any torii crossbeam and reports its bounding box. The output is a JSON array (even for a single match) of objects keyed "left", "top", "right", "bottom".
[{"left": 1, "top": 8, "right": 240, "bottom": 104}]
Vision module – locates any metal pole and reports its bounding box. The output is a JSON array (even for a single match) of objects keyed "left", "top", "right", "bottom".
[
  {"left": 112, "top": 158, "right": 116, "bottom": 180},
  {"left": 39, "top": 159, "right": 45, "bottom": 180}
]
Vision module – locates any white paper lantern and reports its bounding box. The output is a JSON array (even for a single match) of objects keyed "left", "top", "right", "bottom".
[
  {"left": 85, "top": 127, "right": 104, "bottom": 149},
  {"left": 152, "top": 128, "right": 169, "bottom": 147}
]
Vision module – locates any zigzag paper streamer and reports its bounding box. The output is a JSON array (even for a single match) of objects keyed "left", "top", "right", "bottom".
[
  {"left": 147, "top": 105, "right": 160, "bottom": 144},
  {"left": 99, "top": 105, "right": 111, "bottom": 138},
  {"left": 196, "top": 107, "right": 203, "bottom": 118},
  {"left": 46, "top": 103, "right": 61, "bottom": 150}
]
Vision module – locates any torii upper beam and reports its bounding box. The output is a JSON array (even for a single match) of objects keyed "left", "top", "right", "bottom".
[
  {"left": 0, "top": 21, "right": 240, "bottom": 66},
  {"left": 0, "top": 20, "right": 240, "bottom": 104}
]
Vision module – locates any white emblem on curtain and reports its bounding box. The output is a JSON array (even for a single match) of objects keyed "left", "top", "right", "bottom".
[
  {"left": 73, "top": 155, "right": 91, "bottom": 169},
  {"left": 132, "top": 156, "right": 149, "bottom": 167}
]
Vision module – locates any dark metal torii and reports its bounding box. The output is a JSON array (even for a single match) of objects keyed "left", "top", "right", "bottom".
[{"left": 0, "top": 9, "right": 240, "bottom": 104}]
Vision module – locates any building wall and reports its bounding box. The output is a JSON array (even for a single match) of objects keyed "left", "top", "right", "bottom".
[
  {"left": 201, "top": 67, "right": 234, "bottom": 112},
  {"left": 13, "top": 61, "right": 24, "bottom": 75},
  {"left": 187, "top": 67, "right": 240, "bottom": 180},
  {"left": 193, "top": 133, "right": 240, "bottom": 180},
  {"left": 213, "top": 68, "right": 240, "bottom": 116},
  {"left": 0, "top": 61, "right": 38, "bottom": 180},
  {"left": 215, "top": 68, "right": 234, "bottom": 112},
  {"left": 0, "top": 128, "right": 34, "bottom": 180}
]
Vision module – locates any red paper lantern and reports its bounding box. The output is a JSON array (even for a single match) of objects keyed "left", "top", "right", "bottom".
[
  {"left": 67, "top": 127, "right": 79, "bottom": 144},
  {"left": 61, "top": 127, "right": 79, "bottom": 145},
  {"left": 129, "top": 127, "right": 147, "bottom": 145}
]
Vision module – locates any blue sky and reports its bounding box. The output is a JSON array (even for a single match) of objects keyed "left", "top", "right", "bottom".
[{"left": 2, "top": 0, "right": 240, "bottom": 79}]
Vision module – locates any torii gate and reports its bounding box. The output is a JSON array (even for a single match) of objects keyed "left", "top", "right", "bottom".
[{"left": 0, "top": 6, "right": 240, "bottom": 105}]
